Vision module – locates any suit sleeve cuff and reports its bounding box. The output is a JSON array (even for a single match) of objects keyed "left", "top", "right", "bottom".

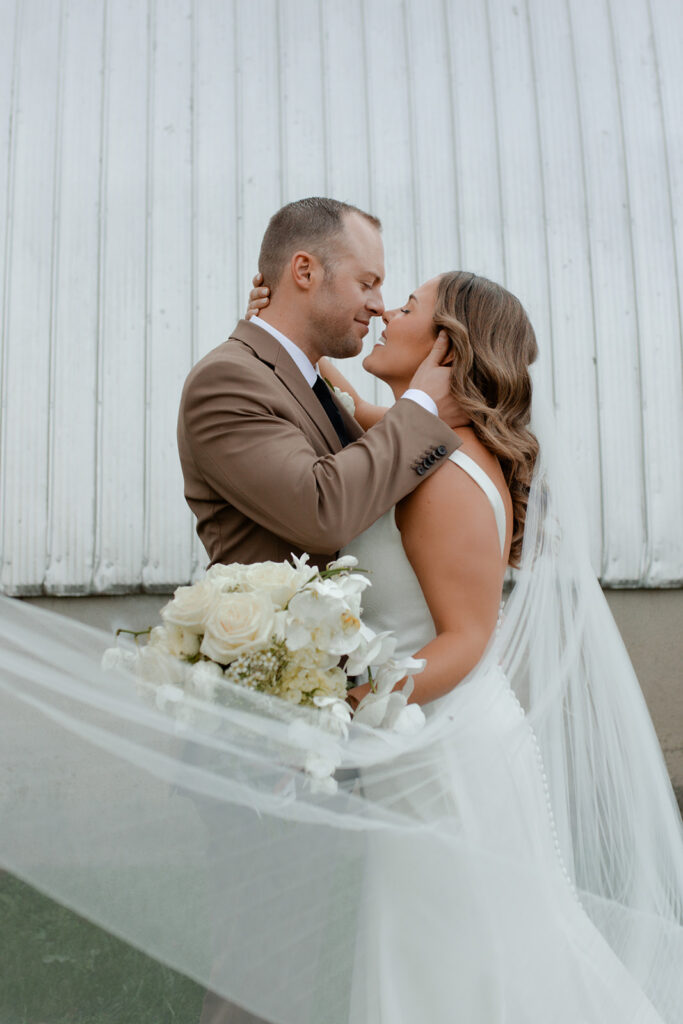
[{"left": 402, "top": 388, "right": 438, "bottom": 418}]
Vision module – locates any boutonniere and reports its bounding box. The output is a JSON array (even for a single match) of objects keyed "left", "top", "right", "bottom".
[{"left": 323, "top": 377, "right": 356, "bottom": 418}]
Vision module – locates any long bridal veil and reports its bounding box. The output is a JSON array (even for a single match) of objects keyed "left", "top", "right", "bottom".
[{"left": 0, "top": 403, "right": 681, "bottom": 1023}]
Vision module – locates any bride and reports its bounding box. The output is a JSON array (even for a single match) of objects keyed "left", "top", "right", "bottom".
[
  {"left": 246, "top": 269, "right": 683, "bottom": 1022},
  {"left": 0, "top": 271, "right": 681, "bottom": 1023}
]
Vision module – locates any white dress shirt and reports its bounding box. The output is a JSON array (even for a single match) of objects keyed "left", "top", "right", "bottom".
[{"left": 252, "top": 316, "right": 438, "bottom": 417}]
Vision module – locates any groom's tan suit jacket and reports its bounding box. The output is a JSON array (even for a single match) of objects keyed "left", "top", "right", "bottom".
[{"left": 177, "top": 318, "right": 460, "bottom": 569}]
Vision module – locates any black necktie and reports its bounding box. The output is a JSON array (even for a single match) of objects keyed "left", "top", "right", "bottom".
[{"left": 312, "top": 376, "right": 351, "bottom": 448}]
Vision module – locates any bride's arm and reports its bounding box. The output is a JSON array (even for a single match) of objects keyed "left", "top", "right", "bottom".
[
  {"left": 399, "top": 466, "right": 506, "bottom": 703},
  {"left": 246, "top": 275, "right": 389, "bottom": 430},
  {"left": 317, "top": 358, "right": 389, "bottom": 429},
  {"left": 348, "top": 463, "right": 506, "bottom": 707}
]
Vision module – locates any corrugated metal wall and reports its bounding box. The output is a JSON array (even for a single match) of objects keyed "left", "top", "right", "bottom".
[{"left": 1, "top": 0, "right": 681, "bottom": 595}]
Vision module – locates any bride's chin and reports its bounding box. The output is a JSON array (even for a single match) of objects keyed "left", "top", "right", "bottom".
[{"left": 362, "top": 351, "right": 385, "bottom": 379}]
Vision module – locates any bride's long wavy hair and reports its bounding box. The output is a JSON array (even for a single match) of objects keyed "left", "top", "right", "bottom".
[{"left": 433, "top": 271, "right": 539, "bottom": 566}]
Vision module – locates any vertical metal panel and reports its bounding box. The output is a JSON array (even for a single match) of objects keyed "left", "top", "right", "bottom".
[
  {"left": 278, "top": 0, "right": 327, "bottom": 201},
  {"left": 319, "top": 0, "right": 377, "bottom": 400},
  {"left": 43, "top": 0, "right": 105, "bottom": 594},
  {"left": 93, "top": 0, "right": 149, "bottom": 593},
  {"left": 485, "top": 0, "right": 553, "bottom": 400},
  {"left": 0, "top": 0, "right": 63, "bottom": 593},
  {"left": 526, "top": 0, "right": 603, "bottom": 571},
  {"left": 650, "top": 0, "right": 683, "bottom": 339},
  {"left": 403, "top": 0, "right": 460, "bottom": 282},
  {"left": 568, "top": 0, "right": 647, "bottom": 584},
  {"left": 234, "top": 0, "right": 282, "bottom": 306},
  {"left": 142, "top": 0, "right": 194, "bottom": 589},
  {"left": 1, "top": 0, "right": 681, "bottom": 592},
  {"left": 443, "top": 0, "right": 505, "bottom": 281},
  {"left": 191, "top": 0, "right": 239, "bottom": 578},
  {"left": 361, "top": 0, "right": 419, "bottom": 404},
  {"left": 319, "top": 0, "right": 373, "bottom": 208},
  {"left": 362, "top": 0, "right": 418, "bottom": 306},
  {"left": 194, "top": 0, "right": 238, "bottom": 362},
  {"left": 0, "top": 0, "right": 18, "bottom": 583},
  {"left": 609, "top": 0, "right": 683, "bottom": 584}
]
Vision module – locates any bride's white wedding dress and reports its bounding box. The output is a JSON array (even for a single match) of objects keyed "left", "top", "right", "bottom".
[
  {"left": 342, "top": 449, "right": 664, "bottom": 1023},
  {"left": 0, "top": 429, "right": 681, "bottom": 1023}
]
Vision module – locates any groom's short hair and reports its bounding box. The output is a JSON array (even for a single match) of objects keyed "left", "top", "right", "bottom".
[{"left": 258, "top": 197, "right": 381, "bottom": 292}]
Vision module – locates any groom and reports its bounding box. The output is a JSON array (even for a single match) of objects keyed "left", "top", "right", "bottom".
[
  {"left": 178, "top": 197, "right": 462, "bottom": 1024},
  {"left": 178, "top": 197, "right": 462, "bottom": 573}
]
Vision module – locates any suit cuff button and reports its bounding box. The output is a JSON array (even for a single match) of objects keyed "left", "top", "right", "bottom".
[
  {"left": 436, "top": 445, "right": 447, "bottom": 457},
  {"left": 416, "top": 465, "right": 426, "bottom": 476}
]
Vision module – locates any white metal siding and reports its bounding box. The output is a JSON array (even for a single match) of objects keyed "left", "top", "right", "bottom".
[{"left": 1, "top": 0, "right": 681, "bottom": 594}]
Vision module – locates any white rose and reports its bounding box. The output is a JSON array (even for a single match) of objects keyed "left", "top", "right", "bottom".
[
  {"left": 242, "top": 560, "right": 309, "bottom": 608},
  {"left": 148, "top": 625, "right": 170, "bottom": 650},
  {"left": 164, "top": 623, "right": 202, "bottom": 659},
  {"left": 200, "top": 591, "right": 275, "bottom": 664},
  {"left": 161, "top": 579, "right": 215, "bottom": 634},
  {"left": 332, "top": 386, "right": 355, "bottom": 417},
  {"left": 204, "top": 562, "right": 248, "bottom": 591}
]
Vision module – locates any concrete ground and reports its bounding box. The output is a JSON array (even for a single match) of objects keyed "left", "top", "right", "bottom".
[
  {"left": 19, "top": 588, "right": 683, "bottom": 809},
  {"left": 605, "top": 589, "right": 683, "bottom": 810}
]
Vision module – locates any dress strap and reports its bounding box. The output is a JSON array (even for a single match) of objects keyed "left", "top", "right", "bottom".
[{"left": 448, "top": 450, "right": 507, "bottom": 556}]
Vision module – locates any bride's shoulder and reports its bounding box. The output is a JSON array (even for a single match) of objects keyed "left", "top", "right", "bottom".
[{"left": 396, "top": 429, "right": 511, "bottom": 549}]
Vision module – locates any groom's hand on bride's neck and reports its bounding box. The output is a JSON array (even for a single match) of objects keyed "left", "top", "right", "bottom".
[{"left": 410, "top": 332, "right": 469, "bottom": 429}]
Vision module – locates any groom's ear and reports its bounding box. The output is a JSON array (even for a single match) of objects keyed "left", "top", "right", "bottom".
[{"left": 291, "top": 251, "right": 318, "bottom": 290}]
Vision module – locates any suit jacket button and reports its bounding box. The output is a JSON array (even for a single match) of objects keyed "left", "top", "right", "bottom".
[
  {"left": 436, "top": 445, "right": 447, "bottom": 457},
  {"left": 416, "top": 465, "right": 426, "bottom": 476}
]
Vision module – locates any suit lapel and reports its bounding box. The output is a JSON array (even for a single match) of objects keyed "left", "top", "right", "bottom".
[{"left": 229, "top": 319, "right": 344, "bottom": 452}]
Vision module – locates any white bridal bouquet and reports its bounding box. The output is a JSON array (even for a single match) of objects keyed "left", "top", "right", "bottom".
[{"left": 103, "top": 554, "right": 426, "bottom": 791}]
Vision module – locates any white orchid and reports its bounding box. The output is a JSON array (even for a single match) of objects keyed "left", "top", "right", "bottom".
[
  {"left": 289, "top": 552, "right": 319, "bottom": 584},
  {"left": 312, "top": 695, "right": 353, "bottom": 738},
  {"left": 374, "top": 655, "right": 426, "bottom": 693},
  {"left": 352, "top": 662, "right": 427, "bottom": 734},
  {"left": 325, "top": 554, "right": 359, "bottom": 570},
  {"left": 285, "top": 589, "right": 362, "bottom": 656},
  {"left": 345, "top": 627, "right": 397, "bottom": 677}
]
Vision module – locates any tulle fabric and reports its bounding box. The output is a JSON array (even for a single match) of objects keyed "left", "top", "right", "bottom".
[{"left": 0, "top": 405, "right": 682, "bottom": 1023}]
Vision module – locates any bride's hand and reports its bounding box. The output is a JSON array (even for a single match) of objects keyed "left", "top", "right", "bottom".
[
  {"left": 246, "top": 272, "right": 271, "bottom": 319},
  {"left": 346, "top": 682, "right": 372, "bottom": 712}
]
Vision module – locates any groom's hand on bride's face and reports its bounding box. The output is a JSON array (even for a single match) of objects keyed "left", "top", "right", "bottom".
[
  {"left": 246, "top": 272, "right": 271, "bottom": 319},
  {"left": 410, "top": 331, "right": 469, "bottom": 429}
]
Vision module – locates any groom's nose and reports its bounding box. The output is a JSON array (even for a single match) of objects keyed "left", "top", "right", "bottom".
[{"left": 366, "top": 287, "right": 384, "bottom": 318}]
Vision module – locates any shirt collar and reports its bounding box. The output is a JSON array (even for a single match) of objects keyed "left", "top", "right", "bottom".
[{"left": 253, "top": 316, "right": 318, "bottom": 388}]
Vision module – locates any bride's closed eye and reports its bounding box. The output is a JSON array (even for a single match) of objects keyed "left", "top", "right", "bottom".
[{"left": 400, "top": 307, "right": 410, "bottom": 314}]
